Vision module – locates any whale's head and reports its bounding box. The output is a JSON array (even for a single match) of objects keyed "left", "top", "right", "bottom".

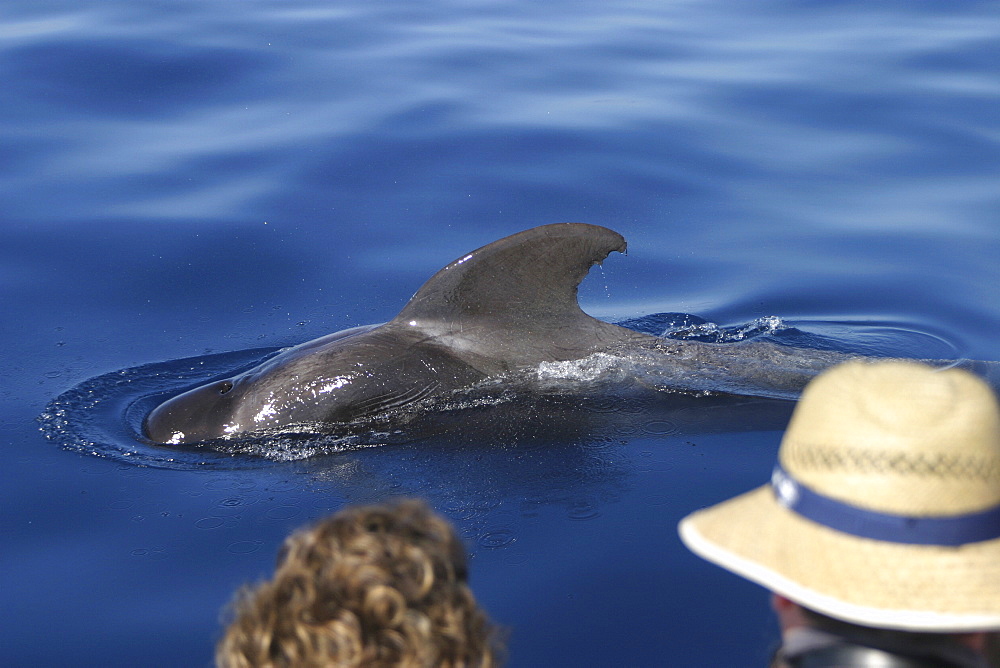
[
  {"left": 144, "top": 378, "right": 242, "bottom": 444},
  {"left": 143, "top": 356, "right": 390, "bottom": 445}
]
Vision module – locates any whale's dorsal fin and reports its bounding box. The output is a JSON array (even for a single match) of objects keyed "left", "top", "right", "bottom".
[{"left": 393, "top": 223, "right": 627, "bottom": 331}]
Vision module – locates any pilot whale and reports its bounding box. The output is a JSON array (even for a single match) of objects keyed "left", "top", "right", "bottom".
[
  {"left": 146, "top": 223, "right": 656, "bottom": 443},
  {"left": 145, "top": 223, "right": 997, "bottom": 444}
]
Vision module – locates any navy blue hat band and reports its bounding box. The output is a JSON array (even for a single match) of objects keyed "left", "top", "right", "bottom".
[{"left": 771, "top": 465, "right": 1000, "bottom": 546}]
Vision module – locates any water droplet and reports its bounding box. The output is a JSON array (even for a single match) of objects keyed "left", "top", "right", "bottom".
[
  {"left": 566, "top": 500, "right": 600, "bottom": 521},
  {"left": 586, "top": 397, "right": 622, "bottom": 413},
  {"left": 227, "top": 540, "right": 264, "bottom": 554},
  {"left": 195, "top": 517, "right": 226, "bottom": 530},
  {"left": 501, "top": 550, "right": 530, "bottom": 566},
  {"left": 263, "top": 505, "right": 301, "bottom": 521},
  {"left": 642, "top": 420, "right": 678, "bottom": 435},
  {"left": 478, "top": 528, "right": 516, "bottom": 549}
]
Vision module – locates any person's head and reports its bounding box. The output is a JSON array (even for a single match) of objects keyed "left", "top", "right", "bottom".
[
  {"left": 770, "top": 594, "right": 990, "bottom": 661},
  {"left": 678, "top": 360, "right": 1000, "bottom": 639},
  {"left": 217, "top": 499, "right": 502, "bottom": 668}
]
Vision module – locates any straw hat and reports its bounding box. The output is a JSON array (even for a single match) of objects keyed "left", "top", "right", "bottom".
[{"left": 678, "top": 359, "right": 1000, "bottom": 632}]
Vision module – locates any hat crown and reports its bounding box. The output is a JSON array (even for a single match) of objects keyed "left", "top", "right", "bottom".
[{"left": 780, "top": 361, "right": 1000, "bottom": 515}]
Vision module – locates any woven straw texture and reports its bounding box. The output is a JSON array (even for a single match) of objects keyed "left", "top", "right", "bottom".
[
  {"left": 782, "top": 360, "right": 1000, "bottom": 514},
  {"left": 679, "top": 360, "right": 1000, "bottom": 631}
]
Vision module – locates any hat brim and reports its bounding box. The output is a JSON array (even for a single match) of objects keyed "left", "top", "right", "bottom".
[{"left": 678, "top": 485, "right": 1000, "bottom": 632}]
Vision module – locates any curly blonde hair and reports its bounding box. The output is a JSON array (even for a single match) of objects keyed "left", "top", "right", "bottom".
[{"left": 217, "top": 499, "right": 502, "bottom": 668}]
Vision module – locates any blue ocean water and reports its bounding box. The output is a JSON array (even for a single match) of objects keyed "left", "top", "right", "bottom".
[{"left": 3, "top": 1, "right": 999, "bottom": 665}]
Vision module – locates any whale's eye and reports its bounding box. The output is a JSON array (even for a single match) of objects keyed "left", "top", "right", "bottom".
[{"left": 218, "top": 381, "right": 234, "bottom": 395}]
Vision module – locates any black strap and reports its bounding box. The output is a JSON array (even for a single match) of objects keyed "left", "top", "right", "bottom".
[{"left": 795, "top": 643, "right": 961, "bottom": 668}]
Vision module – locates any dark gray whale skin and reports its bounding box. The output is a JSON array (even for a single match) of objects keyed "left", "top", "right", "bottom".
[
  {"left": 145, "top": 223, "right": 655, "bottom": 444},
  {"left": 145, "top": 223, "right": 999, "bottom": 445}
]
